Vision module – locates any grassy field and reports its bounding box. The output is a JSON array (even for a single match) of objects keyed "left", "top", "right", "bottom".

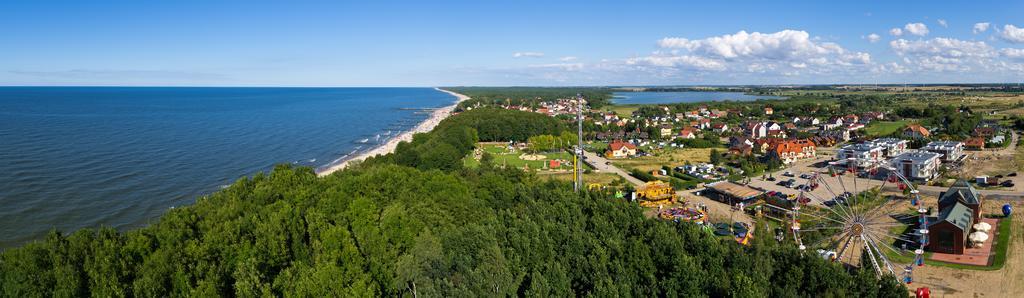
[
  {"left": 610, "top": 147, "right": 713, "bottom": 172},
  {"left": 604, "top": 104, "right": 641, "bottom": 117},
  {"left": 864, "top": 120, "right": 909, "bottom": 137},
  {"left": 464, "top": 143, "right": 574, "bottom": 170}
]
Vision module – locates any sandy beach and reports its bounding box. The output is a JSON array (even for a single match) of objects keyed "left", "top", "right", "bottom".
[{"left": 316, "top": 88, "right": 470, "bottom": 176}]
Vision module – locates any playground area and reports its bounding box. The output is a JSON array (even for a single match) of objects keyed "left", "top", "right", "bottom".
[{"left": 463, "top": 142, "right": 576, "bottom": 171}]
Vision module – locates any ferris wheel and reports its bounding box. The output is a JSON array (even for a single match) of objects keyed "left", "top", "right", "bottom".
[{"left": 770, "top": 158, "right": 930, "bottom": 284}]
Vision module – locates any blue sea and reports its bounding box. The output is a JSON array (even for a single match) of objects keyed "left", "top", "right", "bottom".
[
  {"left": 0, "top": 87, "right": 456, "bottom": 248},
  {"left": 612, "top": 91, "right": 785, "bottom": 104}
]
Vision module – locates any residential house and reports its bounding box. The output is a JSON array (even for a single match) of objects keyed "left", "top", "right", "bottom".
[
  {"left": 729, "top": 144, "right": 753, "bottom": 156},
  {"left": 753, "top": 138, "right": 784, "bottom": 154},
  {"left": 802, "top": 117, "right": 821, "bottom": 127},
  {"left": 965, "top": 137, "right": 985, "bottom": 150},
  {"left": 822, "top": 117, "right": 844, "bottom": 130},
  {"left": 767, "top": 139, "right": 817, "bottom": 164},
  {"left": 605, "top": 140, "right": 638, "bottom": 158},
  {"left": 729, "top": 136, "right": 754, "bottom": 147},
  {"left": 860, "top": 111, "right": 885, "bottom": 123},
  {"left": 764, "top": 107, "right": 774, "bottom": 115},
  {"left": 811, "top": 136, "right": 838, "bottom": 147},
  {"left": 659, "top": 124, "right": 674, "bottom": 138},
  {"left": 746, "top": 122, "right": 768, "bottom": 139},
  {"left": 819, "top": 129, "right": 851, "bottom": 142},
  {"left": 679, "top": 128, "right": 698, "bottom": 139},
  {"left": 712, "top": 123, "right": 729, "bottom": 133},
  {"left": 890, "top": 150, "right": 942, "bottom": 181},
  {"left": 903, "top": 124, "right": 931, "bottom": 139},
  {"left": 973, "top": 127, "right": 996, "bottom": 137},
  {"left": 842, "top": 114, "right": 860, "bottom": 125},
  {"left": 923, "top": 141, "right": 965, "bottom": 163}
]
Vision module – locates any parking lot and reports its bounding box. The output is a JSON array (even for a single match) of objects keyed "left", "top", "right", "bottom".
[{"left": 746, "top": 155, "right": 888, "bottom": 207}]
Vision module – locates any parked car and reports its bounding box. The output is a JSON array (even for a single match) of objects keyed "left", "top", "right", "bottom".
[
  {"left": 1001, "top": 180, "right": 1015, "bottom": 188},
  {"left": 799, "top": 173, "right": 812, "bottom": 179},
  {"left": 767, "top": 176, "right": 777, "bottom": 181},
  {"left": 783, "top": 171, "right": 794, "bottom": 177},
  {"left": 1009, "top": 172, "right": 1018, "bottom": 177}
]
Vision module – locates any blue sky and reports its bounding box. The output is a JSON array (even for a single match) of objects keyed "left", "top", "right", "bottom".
[{"left": 2, "top": 0, "right": 1023, "bottom": 86}]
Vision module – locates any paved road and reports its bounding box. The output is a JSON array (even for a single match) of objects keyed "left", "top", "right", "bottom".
[
  {"left": 581, "top": 151, "right": 645, "bottom": 186},
  {"left": 580, "top": 151, "right": 756, "bottom": 225}
]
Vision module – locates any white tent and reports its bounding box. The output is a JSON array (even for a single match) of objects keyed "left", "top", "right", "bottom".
[
  {"left": 975, "top": 222, "right": 992, "bottom": 232},
  {"left": 969, "top": 231, "right": 990, "bottom": 243}
]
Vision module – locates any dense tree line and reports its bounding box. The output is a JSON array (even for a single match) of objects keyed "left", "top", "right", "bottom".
[
  {"left": 435, "top": 108, "right": 566, "bottom": 142},
  {"left": 447, "top": 87, "right": 614, "bottom": 109},
  {"left": 0, "top": 108, "right": 907, "bottom": 297}
]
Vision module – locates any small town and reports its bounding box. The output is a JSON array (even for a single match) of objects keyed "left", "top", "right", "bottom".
[{"left": 457, "top": 85, "right": 1024, "bottom": 296}]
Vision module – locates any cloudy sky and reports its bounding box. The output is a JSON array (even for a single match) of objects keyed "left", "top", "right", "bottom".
[{"left": 2, "top": 0, "right": 1023, "bottom": 86}]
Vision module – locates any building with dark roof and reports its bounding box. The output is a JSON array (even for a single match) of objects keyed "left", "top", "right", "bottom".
[
  {"left": 938, "top": 180, "right": 983, "bottom": 224},
  {"left": 928, "top": 202, "right": 974, "bottom": 254}
]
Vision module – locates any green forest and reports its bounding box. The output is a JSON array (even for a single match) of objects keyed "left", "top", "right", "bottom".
[
  {"left": 448, "top": 87, "right": 614, "bottom": 109},
  {"left": 0, "top": 108, "right": 907, "bottom": 297}
]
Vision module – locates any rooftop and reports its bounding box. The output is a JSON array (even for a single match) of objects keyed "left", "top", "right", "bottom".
[
  {"left": 891, "top": 150, "right": 941, "bottom": 163},
  {"left": 931, "top": 202, "right": 973, "bottom": 232},
  {"left": 706, "top": 181, "right": 764, "bottom": 200},
  {"left": 924, "top": 141, "right": 964, "bottom": 149}
]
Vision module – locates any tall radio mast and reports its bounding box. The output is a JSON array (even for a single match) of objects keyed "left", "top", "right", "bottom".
[{"left": 574, "top": 93, "right": 585, "bottom": 192}]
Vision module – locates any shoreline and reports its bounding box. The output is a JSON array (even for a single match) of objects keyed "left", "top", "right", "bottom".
[{"left": 316, "top": 87, "right": 470, "bottom": 176}]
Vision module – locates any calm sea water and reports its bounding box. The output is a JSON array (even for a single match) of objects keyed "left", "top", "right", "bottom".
[
  {"left": 612, "top": 91, "right": 785, "bottom": 104},
  {"left": 0, "top": 87, "right": 456, "bottom": 248}
]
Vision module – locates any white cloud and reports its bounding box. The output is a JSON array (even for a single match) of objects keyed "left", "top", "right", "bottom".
[
  {"left": 973, "top": 22, "right": 991, "bottom": 34},
  {"left": 655, "top": 30, "right": 865, "bottom": 62},
  {"left": 512, "top": 52, "right": 545, "bottom": 58},
  {"left": 937, "top": 19, "right": 948, "bottom": 28},
  {"left": 904, "top": 23, "right": 930, "bottom": 36},
  {"left": 1001, "top": 48, "right": 1024, "bottom": 60},
  {"left": 890, "top": 37, "right": 998, "bottom": 72},
  {"left": 1000, "top": 24, "right": 1024, "bottom": 43},
  {"left": 866, "top": 33, "right": 881, "bottom": 43},
  {"left": 559, "top": 56, "right": 578, "bottom": 61},
  {"left": 637, "top": 29, "right": 872, "bottom": 78},
  {"left": 890, "top": 28, "right": 903, "bottom": 37},
  {"left": 891, "top": 38, "right": 994, "bottom": 58},
  {"left": 871, "top": 62, "right": 909, "bottom": 74},
  {"left": 625, "top": 55, "right": 726, "bottom": 71},
  {"left": 527, "top": 63, "right": 584, "bottom": 71}
]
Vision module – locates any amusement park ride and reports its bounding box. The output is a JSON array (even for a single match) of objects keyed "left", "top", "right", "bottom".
[{"left": 766, "top": 157, "right": 931, "bottom": 285}]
